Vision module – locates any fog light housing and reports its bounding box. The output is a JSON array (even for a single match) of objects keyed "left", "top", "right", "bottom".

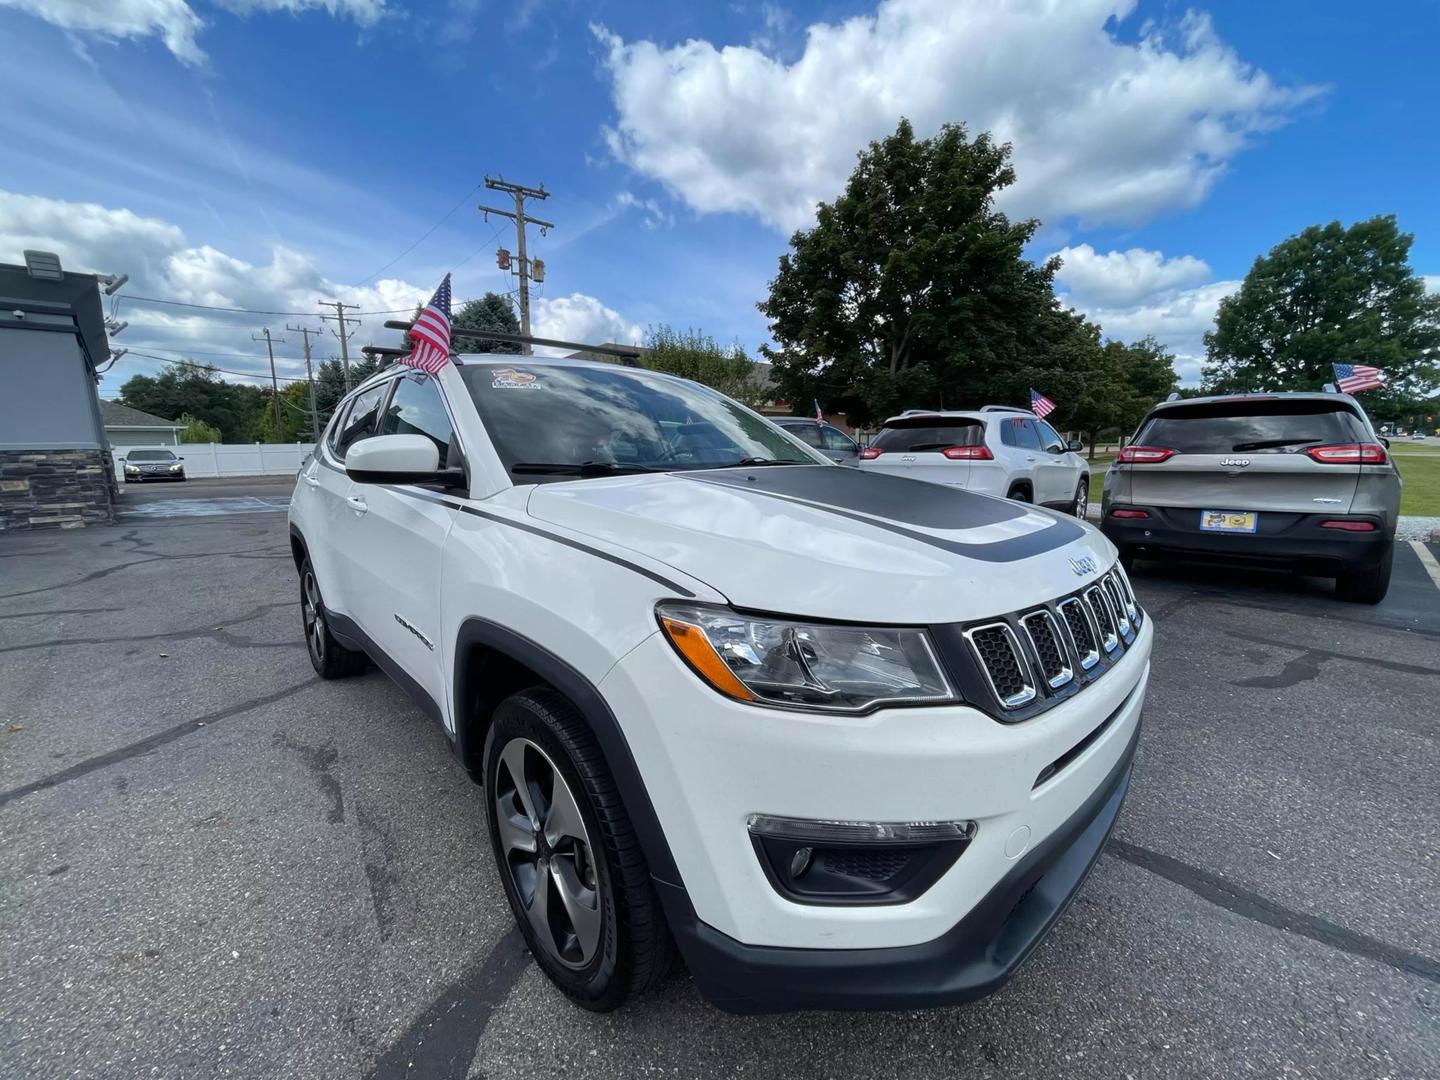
[{"left": 747, "top": 815, "right": 975, "bottom": 906}]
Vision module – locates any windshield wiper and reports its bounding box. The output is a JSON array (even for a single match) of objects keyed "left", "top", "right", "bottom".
[
  {"left": 1230, "top": 438, "right": 1323, "bottom": 452},
  {"left": 714, "top": 457, "right": 810, "bottom": 468},
  {"left": 510, "top": 461, "right": 665, "bottom": 476}
]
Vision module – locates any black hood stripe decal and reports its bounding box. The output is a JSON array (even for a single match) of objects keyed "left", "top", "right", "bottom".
[{"left": 684, "top": 469, "right": 1085, "bottom": 563}]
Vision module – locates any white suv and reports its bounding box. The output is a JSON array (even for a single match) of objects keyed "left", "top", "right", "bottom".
[
  {"left": 289, "top": 357, "right": 1151, "bottom": 1014},
  {"left": 860, "top": 407, "right": 1090, "bottom": 516}
]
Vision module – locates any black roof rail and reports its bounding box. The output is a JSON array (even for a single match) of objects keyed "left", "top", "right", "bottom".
[
  {"left": 979, "top": 405, "right": 1031, "bottom": 415},
  {"left": 379, "top": 320, "right": 643, "bottom": 366}
]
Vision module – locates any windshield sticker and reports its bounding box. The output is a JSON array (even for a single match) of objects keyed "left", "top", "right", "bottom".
[{"left": 491, "top": 368, "right": 540, "bottom": 390}]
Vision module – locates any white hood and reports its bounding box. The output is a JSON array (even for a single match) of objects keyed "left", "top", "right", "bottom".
[{"left": 526, "top": 466, "right": 1115, "bottom": 624}]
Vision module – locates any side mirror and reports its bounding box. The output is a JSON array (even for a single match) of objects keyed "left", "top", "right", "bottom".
[
  {"left": 178, "top": 456, "right": 185, "bottom": 460},
  {"left": 345, "top": 434, "right": 440, "bottom": 484},
  {"left": 1067, "top": 439, "right": 1083, "bottom": 453}
]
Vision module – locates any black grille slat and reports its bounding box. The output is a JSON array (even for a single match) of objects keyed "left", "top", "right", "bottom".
[
  {"left": 965, "top": 623, "right": 1035, "bottom": 708},
  {"left": 1022, "top": 611, "right": 1071, "bottom": 688},
  {"left": 821, "top": 849, "right": 912, "bottom": 881},
  {"left": 1059, "top": 599, "right": 1099, "bottom": 669}
]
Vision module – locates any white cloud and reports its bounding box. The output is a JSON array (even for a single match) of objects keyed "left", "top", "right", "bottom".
[
  {"left": 0, "top": 0, "right": 206, "bottom": 63},
  {"left": 614, "top": 190, "right": 673, "bottom": 230},
  {"left": 596, "top": 0, "right": 1318, "bottom": 233},
  {"left": 1047, "top": 241, "right": 1240, "bottom": 384},
  {"left": 1050, "top": 244, "right": 1211, "bottom": 309},
  {"left": 0, "top": 0, "right": 387, "bottom": 65},
  {"left": 0, "top": 190, "right": 636, "bottom": 387},
  {"left": 533, "top": 293, "right": 643, "bottom": 354},
  {"left": 1424, "top": 274, "right": 1440, "bottom": 295}
]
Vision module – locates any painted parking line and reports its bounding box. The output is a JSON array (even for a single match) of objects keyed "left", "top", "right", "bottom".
[
  {"left": 1410, "top": 540, "right": 1440, "bottom": 592},
  {"left": 120, "top": 496, "right": 292, "bottom": 518}
]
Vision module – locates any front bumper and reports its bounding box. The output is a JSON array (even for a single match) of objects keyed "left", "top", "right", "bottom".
[
  {"left": 1101, "top": 506, "right": 1390, "bottom": 573},
  {"left": 599, "top": 616, "right": 1150, "bottom": 1006},
  {"left": 661, "top": 722, "right": 1137, "bottom": 1013}
]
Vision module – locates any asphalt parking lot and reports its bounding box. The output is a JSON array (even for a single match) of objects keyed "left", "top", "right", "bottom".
[{"left": 2, "top": 478, "right": 1438, "bottom": 1079}]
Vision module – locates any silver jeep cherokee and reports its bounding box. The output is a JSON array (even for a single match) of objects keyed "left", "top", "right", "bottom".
[{"left": 1101, "top": 391, "right": 1402, "bottom": 604}]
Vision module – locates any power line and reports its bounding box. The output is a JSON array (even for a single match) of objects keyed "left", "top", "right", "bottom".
[
  {"left": 122, "top": 351, "right": 312, "bottom": 382},
  {"left": 480, "top": 176, "right": 554, "bottom": 356},
  {"left": 318, "top": 300, "right": 361, "bottom": 392},
  {"left": 252, "top": 328, "right": 286, "bottom": 440},
  {"left": 354, "top": 183, "right": 483, "bottom": 287},
  {"left": 116, "top": 294, "right": 418, "bottom": 317}
]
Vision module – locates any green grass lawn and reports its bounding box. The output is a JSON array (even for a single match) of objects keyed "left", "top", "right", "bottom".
[{"left": 1082, "top": 446, "right": 1439, "bottom": 516}]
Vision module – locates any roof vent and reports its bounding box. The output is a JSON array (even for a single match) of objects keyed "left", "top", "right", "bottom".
[{"left": 23, "top": 250, "right": 64, "bottom": 280}]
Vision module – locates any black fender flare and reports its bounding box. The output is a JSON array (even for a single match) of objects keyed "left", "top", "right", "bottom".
[{"left": 453, "top": 617, "right": 684, "bottom": 888}]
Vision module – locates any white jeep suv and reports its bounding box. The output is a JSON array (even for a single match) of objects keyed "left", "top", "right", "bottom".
[
  {"left": 288, "top": 357, "right": 1151, "bottom": 1013},
  {"left": 860, "top": 407, "right": 1090, "bottom": 515}
]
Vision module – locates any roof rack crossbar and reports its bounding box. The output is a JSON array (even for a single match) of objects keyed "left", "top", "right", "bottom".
[{"left": 380, "top": 320, "right": 643, "bottom": 365}]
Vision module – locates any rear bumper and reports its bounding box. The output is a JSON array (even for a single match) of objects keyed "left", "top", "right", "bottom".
[
  {"left": 1101, "top": 507, "right": 1390, "bottom": 573},
  {"left": 659, "top": 722, "right": 1139, "bottom": 1014}
]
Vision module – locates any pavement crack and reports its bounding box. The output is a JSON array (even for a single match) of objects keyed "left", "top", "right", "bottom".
[
  {"left": 0, "top": 600, "right": 296, "bottom": 655},
  {"left": 357, "top": 807, "right": 403, "bottom": 941},
  {"left": 363, "top": 929, "right": 530, "bottom": 1080},
  {"left": 1225, "top": 628, "right": 1440, "bottom": 680},
  {"left": 273, "top": 730, "right": 345, "bottom": 824},
  {"left": 1107, "top": 839, "right": 1440, "bottom": 985},
  {"left": 0, "top": 678, "right": 319, "bottom": 809},
  {"left": 0, "top": 544, "right": 288, "bottom": 601}
]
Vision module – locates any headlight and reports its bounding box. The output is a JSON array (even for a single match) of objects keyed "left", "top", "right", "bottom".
[
  {"left": 656, "top": 602, "right": 956, "bottom": 713},
  {"left": 124, "top": 465, "right": 139, "bottom": 473},
  {"left": 169, "top": 464, "right": 181, "bottom": 471}
]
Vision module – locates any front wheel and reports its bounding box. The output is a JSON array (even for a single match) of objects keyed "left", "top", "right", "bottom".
[
  {"left": 1071, "top": 478, "right": 1089, "bottom": 518},
  {"left": 300, "top": 559, "right": 366, "bottom": 678},
  {"left": 1335, "top": 544, "right": 1393, "bottom": 605},
  {"left": 1006, "top": 484, "right": 1031, "bottom": 504},
  {"left": 485, "top": 688, "right": 674, "bottom": 1011}
]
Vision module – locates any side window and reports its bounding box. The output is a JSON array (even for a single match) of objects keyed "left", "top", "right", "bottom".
[
  {"left": 1000, "top": 418, "right": 1024, "bottom": 448},
  {"left": 788, "top": 424, "right": 824, "bottom": 449},
  {"left": 1015, "top": 420, "right": 1044, "bottom": 451},
  {"left": 1034, "top": 419, "right": 1065, "bottom": 452},
  {"left": 323, "top": 400, "right": 350, "bottom": 455},
  {"left": 378, "top": 374, "right": 459, "bottom": 467},
  {"left": 333, "top": 383, "right": 390, "bottom": 459},
  {"left": 822, "top": 425, "right": 857, "bottom": 452}
]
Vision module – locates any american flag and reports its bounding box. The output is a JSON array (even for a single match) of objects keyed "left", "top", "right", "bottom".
[
  {"left": 403, "top": 274, "right": 453, "bottom": 375},
  {"left": 1030, "top": 388, "right": 1056, "bottom": 419},
  {"left": 814, "top": 398, "right": 824, "bottom": 424},
  {"left": 1333, "top": 363, "right": 1385, "bottom": 394}
]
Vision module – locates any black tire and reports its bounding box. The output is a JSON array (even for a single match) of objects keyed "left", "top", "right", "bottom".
[
  {"left": 1007, "top": 483, "right": 1032, "bottom": 503},
  {"left": 1335, "top": 543, "right": 1393, "bottom": 605},
  {"left": 1071, "top": 478, "right": 1089, "bottom": 518},
  {"left": 484, "top": 688, "right": 674, "bottom": 1011},
  {"left": 299, "top": 558, "right": 366, "bottom": 678}
]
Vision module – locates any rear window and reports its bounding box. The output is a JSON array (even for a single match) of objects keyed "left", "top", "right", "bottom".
[
  {"left": 871, "top": 418, "right": 985, "bottom": 452},
  {"left": 1135, "top": 400, "right": 1367, "bottom": 454}
]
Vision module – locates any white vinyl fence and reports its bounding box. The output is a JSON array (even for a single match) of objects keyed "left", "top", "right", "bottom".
[{"left": 114, "top": 443, "right": 316, "bottom": 481}]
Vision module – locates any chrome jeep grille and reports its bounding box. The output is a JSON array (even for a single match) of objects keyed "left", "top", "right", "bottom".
[{"left": 961, "top": 564, "right": 1143, "bottom": 718}]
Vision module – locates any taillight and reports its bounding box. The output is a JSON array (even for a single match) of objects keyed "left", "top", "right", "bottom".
[
  {"left": 859, "top": 447, "right": 883, "bottom": 460},
  {"left": 1110, "top": 508, "right": 1150, "bottom": 519},
  {"left": 1320, "top": 520, "right": 1377, "bottom": 532},
  {"left": 1116, "top": 446, "right": 1176, "bottom": 464},
  {"left": 941, "top": 445, "right": 993, "bottom": 460},
  {"left": 1304, "top": 443, "right": 1388, "bottom": 465}
]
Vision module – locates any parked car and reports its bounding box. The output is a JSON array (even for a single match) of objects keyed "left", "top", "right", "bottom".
[
  {"left": 1102, "top": 391, "right": 1401, "bottom": 603},
  {"left": 771, "top": 416, "right": 861, "bottom": 465},
  {"left": 289, "top": 358, "right": 1150, "bottom": 1014},
  {"left": 859, "top": 407, "right": 1089, "bottom": 515},
  {"left": 121, "top": 448, "right": 186, "bottom": 482}
]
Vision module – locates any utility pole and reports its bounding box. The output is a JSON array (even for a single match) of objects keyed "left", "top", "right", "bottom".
[
  {"left": 318, "top": 300, "right": 361, "bottom": 391},
  {"left": 285, "top": 323, "right": 324, "bottom": 444},
  {"left": 252, "top": 328, "right": 285, "bottom": 442},
  {"left": 480, "top": 176, "right": 554, "bottom": 356}
]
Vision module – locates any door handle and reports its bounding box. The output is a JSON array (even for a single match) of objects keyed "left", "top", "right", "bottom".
[
  {"left": 345, "top": 495, "right": 368, "bottom": 515},
  {"left": 303, "top": 475, "right": 320, "bottom": 487}
]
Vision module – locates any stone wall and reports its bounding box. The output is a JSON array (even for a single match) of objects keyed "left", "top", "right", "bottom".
[{"left": 0, "top": 449, "right": 117, "bottom": 531}]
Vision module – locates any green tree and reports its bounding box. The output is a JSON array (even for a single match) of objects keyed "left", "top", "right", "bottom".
[
  {"left": 452, "top": 292, "right": 521, "bottom": 353},
  {"left": 254, "top": 381, "right": 315, "bottom": 443},
  {"left": 117, "top": 361, "right": 268, "bottom": 443},
  {"left": 759, "top": 118, "right": 1061, "bottom": 426},
  {"left": 177, "top": 413, "right": 222, "bottom": 443},
  {"left": 1203, "top": 216, "right": 1440, "bottom": 407},
  {"left": 313, "top": 356, "right": 381, "bottom": 422},
  {"left": 641, "top": 325, "right": 766, "bottom": 407}
]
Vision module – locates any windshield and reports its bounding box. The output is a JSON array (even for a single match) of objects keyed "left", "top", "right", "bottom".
[
  {"left": 871, "top": 417, "right": 985, "bottom": 452},
  {"left": 127, "top": 450, "right": 177, "bottom": 461},
  {"left": 460, "top": 363, "right": 822, "bottom": 479},
  {"left": 1135, "top": 400, "right": 1367, "bottom": 454}
]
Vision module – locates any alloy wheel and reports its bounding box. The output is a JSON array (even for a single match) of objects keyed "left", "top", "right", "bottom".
[
  {"left": 1075, "top": 482, "right": 1089, "bottom": 519},
  {"left": 302, "top": 570, "right": 325, "bottom": 662},
  {"left": 494, "top": 737, "right": 603, "bottom": 969}
]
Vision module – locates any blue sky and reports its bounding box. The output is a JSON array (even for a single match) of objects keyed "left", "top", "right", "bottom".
[{"left": 1, "top": 0, "right": 1436, "bottom": 396}]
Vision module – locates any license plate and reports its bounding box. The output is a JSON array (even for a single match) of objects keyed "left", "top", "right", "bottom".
[{"left": 1200, "top": 510, "right": 1257, "bottom": 533}]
